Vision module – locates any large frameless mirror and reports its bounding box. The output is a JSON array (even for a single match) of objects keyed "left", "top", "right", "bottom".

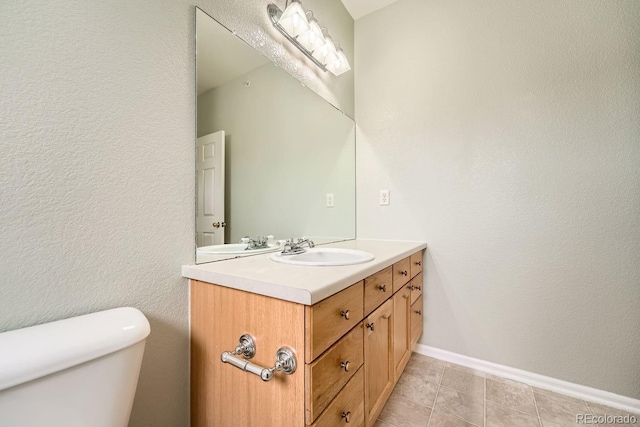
[{"left": 195, "top": 8, "right": 355, "bottom": 264}]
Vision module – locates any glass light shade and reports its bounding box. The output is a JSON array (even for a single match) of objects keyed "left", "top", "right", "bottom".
[
  {"left": 277, "top": 1, "right": 310, "bottom": 37},
  {"left": 297, "top": 18, "right": 325, "bottom": 52},
  {"left": 327, "top": 48, "right": 351, "bottom": 76},
  {"left": 312, "top": 34, "right": 338, "bottom": 65}
]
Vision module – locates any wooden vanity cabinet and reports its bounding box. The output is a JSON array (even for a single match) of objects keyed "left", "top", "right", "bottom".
[
  {"left": 392, "top": 284, "right": 412, "bottom": 381},
  {"left": 411, "top": 294, "right": 424, "bottom": 347},
  {"left": 363, "top": 266, "right": 392, "bottom": 315},
  {"left": 190, "top": 249, "right": 424, "bottom": 427},
  {"left": 305, "top": 281, "right": 364, "bottom": 363},
  {"left": 190, "top": 281, "right": 306, "bottom": 427},
  {"left": 410, "top": 251, "right": 423, "bottom": 278},
  {"left": 392, "top": 256, "right": 411, "bottom": 292},
  {"left": 364, "top": 299, "right": 394, "bottom": 427},
  {"left": 305, "top": 323, "right": 364, "bottom": 423}
]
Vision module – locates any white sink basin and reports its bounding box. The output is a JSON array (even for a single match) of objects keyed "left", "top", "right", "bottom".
[
  {"left": 197, "top": 243, "right": 279, "bottom": 255},
  {"left": 269, "top": 248, "right": 375, "bottom": 266}
]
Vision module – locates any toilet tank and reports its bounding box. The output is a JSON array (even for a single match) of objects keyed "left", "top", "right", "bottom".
[{"left": 0, "top": 307, "right": 150, "bottom": 427}]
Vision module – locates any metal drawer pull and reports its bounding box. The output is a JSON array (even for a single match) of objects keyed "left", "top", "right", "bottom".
[
  {"left": 401, "top": 270, "right": 408, "bottom": 276},
  {"left": 366, "top": 322, "right": 375, "bottom": 331},
  {"left": 415, "top": 261, "right": 422, "bottom": 266},
  {"left": 341, "top": 411, "right": 351, "bottom": 423},
  {"left": 378, "top": 284, "right": 386, "bottom": 292},
  {"left": 408, "top": 285, "right": 415, "bottom": 291},
  {"left": 341, "top": 310, "right": 350, "bottom": 320},
  {"left": 340, "top": 361, "right": 350, "bottom": 372},
  {"left": 415, "top": 285, "right": 422, "bottom": 291},
  {"left": 415, "top": 310, "right": 422, "bottom": 315},
  {"left": 220, "top": 334, "right": 297, "bottom": 382}
]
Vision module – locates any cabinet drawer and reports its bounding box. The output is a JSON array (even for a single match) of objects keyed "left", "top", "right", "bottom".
[
  {"left": 410, "top": 295, "right": 423, "bottom": 347},
  {"left": 409, "top": 272, "right": 423, "bottom": 305},
  {"left": 310, "top": 367, "right": 365, "bottom": 427},
  {"left": 364, "top": 266, "right": 392, "bottom": 316},
  {"left": 305, "top": 281, "right": 364, "bottom": 363},
  {"left": 305, "top": 323, "right": 364, "bottom": 424},
  {"left": 392, "top": 257, "right": 411, "bottom": 293},
  {"left": 410, "top": 251, "right": 423, "bottom": 278}
]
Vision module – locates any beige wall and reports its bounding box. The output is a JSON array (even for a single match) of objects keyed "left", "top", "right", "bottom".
[
  {"left": 355, "top": 0, "right": 640, "bottom": 399},
  {"left": 0, "top": 1, "right": 353, "bottom": 426}
]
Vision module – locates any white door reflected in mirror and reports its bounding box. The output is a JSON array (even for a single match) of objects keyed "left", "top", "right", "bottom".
[{"left": 196, "top": 130, "right": 225, "bottom": 246}]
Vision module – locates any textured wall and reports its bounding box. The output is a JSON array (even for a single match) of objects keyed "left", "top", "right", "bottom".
[
  {"left": 0, "top": 1, "right": 352, "bottom": 426},
  {"left": 355, "top": 0, "right": 640, "bottom": 399}
]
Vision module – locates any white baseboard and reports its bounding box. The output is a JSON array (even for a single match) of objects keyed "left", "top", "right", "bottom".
[{"left": 413, "top": 344, "right": 640, "bottom": 415}]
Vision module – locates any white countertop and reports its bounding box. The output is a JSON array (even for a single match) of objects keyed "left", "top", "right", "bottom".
[{"left": 182, "top": 239, "right": 427, "bottom": 305}]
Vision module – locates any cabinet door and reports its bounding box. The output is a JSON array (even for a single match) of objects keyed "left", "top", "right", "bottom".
[
  {"left": 411, "top": 295, "right": 424, "bottom": 347},
  {"left": 364, "top": 299, "right": 394, "bottom": 427},
  {"left": 409, "top": 272, "right": 423, "bottom": 305},
  {"left": 392, "top": 284, "right": 411, "bottom": 381}
]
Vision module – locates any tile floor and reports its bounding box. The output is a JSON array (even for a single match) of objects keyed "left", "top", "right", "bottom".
[{"left": 375, "top": 353, "right": 638, "bottom": 427}]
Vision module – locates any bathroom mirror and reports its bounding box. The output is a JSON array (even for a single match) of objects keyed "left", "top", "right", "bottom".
[{"left": 195, "top": 8, "right": 356, "bottom": 264}]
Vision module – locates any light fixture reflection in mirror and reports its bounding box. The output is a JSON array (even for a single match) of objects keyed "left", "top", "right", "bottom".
[{"left": 195, "top": 8, "right": 355, "bottom": 264}]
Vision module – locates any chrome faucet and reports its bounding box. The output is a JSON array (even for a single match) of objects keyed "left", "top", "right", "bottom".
[
  {"left": 240, "top": 235, "right": 273, "bottom": 250},
  {"left": 281, "top": 238, "right": 315, "bottom": 255}
]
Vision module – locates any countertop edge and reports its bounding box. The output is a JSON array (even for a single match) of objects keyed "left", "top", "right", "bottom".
[{"left": 183, "top": 240, "right": 427, "bottom": 306}]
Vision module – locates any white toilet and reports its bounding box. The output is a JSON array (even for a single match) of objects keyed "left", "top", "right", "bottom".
[{"left": 0, "top": 307, "right": 150, "bottom": 427}]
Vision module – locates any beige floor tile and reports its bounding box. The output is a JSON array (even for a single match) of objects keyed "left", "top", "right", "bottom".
[
  {"left": 434, "top": 385, "right": 484, "bottom": 426},
  {"left": 532, "top": 387, "right": 585, "bottom": 406},
  {"left": 586, "top": 402, "right": 638, "bottom": 426},
  {"left": 534, "top": 391, "right": 590, "bottom": 427},
  {"left": 443, "top": 362, "right": 487, "bottom": 378},
  {"left": 441, "top": 367, "right": 485, "bottom": 398},
  {"left": 428, "top": 409, "right": 480, "bottom": 427},
  {"left": 404, "top": 353, "right": 446, "bottom": 384},
  {"left": 394, "top": 372, "right": 439, "bottom": 408},
  {"left": 540, "top": 419, "right": 589, "bottom": 427},
  {"left": 378, "top": 394, "right": 432, "bottom": 427},
  {"left": 374, "top": 420, "right": 397, "bottom": 427},
  {"left": 486, "top": 377, "right": 537, "bottom": 415},
  {"left": 486, "top": 401, "right": 540, "bottom": 427}
]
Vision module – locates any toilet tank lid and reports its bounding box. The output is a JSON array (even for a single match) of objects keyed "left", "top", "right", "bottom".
[{"left": 0, "top": 307, "right": 150, "bottom": 391}]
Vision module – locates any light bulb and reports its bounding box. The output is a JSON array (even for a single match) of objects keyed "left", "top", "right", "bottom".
[
  {"left": 327, "top": 48, "right": 351, "bottom": 76},
  {"left": 297, "top": 18, "right": 325, "bottom": 52},
  {"left": 312, "top": 34, "right": 338, "bottom": 65},
  {"left": 277, "top": 0, "right": 310, "bottom": 37}
]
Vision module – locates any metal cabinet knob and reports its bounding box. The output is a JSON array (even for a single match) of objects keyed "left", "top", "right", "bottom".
[
  {"left": 416, "top": 285, "right": 422, "bottom": 291},
  {"left": 341, "top": 310, "right": 350, "bottom": 320},
  {"left": 415, "top": 310, "right": 422, "bottom": 315},
  {"left": 366, "top": 322, "right": 375, "bottom": 331},
  {"left": 378, "top": 284, "right": 386, "bottom": 292},
  {"left": 341, "top": 411, "right": 351, "bottom": 423},
  {"left": 340, "top": 361, "right": 350, "bottom": 372},
  {"left": 408, "top": 285, "right": 415, "bottom": 291},
  {"left": 415, "top": 261, "right": 422, "bottom": 266},
  {"left": 401, "top": 270, "right": 408, "bottom": 276}
]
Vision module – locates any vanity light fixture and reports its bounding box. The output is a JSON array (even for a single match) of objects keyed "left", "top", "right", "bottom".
[{"left": 268, "top": 1, "right": 352, "bottom": 76}]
